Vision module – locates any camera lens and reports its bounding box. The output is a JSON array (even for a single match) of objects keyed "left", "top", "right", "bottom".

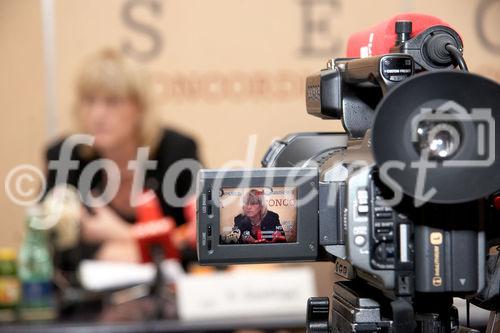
[{"left": 415, "top": 122, "right": 461, "bottom": 160}]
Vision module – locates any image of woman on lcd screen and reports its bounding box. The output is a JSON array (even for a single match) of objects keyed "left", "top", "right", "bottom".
[{"left": 233, "top": 189, "right": 286, "bottom": 244}]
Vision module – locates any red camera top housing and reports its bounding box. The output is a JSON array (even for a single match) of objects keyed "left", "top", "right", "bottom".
[{"left": 346, "top": 13, "right": 460, "bottom": 58}]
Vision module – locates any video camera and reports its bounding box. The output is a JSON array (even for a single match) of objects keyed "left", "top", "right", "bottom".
[{"left": 197, "top": 13, "right": 500, "bottom": 332}]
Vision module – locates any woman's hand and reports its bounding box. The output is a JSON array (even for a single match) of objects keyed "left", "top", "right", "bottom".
[
  {"left": 81, "top": 205, "right": 141, "bottom": 262},
  {"left": 81, "top": 205, "right": 132, "bottom": 244}
]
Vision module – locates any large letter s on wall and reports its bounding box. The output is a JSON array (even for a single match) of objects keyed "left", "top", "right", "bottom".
[{"left": 121, "top": 0, "right": 163, "bottom": 62}]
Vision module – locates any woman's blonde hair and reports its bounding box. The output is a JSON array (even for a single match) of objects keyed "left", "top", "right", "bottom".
[
  {"left": 73, "top": 49, "right": 162, "bottom": 156},
  {"left": 242, "top": 189, "right": 268, "bottom": 220}
]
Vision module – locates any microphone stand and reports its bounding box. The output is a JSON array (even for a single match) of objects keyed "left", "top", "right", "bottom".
[{"left": 149, "top": 243, "right": 166, "bottom": 320}]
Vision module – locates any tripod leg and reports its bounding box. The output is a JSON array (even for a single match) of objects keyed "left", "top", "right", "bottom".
[{"left": 486, "top": 311, "right": 499, "bottom": 333}]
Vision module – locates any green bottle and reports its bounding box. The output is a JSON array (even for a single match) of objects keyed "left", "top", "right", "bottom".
[{"left": 18, "top": 207, "right": 56, "bottom": 321}]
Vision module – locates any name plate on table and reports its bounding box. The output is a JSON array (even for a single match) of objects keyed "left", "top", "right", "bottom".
[{"left": 177, "top": 266, "right": 316, "bottom": 321}]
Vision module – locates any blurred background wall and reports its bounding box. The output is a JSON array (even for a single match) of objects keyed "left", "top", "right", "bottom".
[{"left": 1, "top": 0, "right": 499, "bottom": 248}]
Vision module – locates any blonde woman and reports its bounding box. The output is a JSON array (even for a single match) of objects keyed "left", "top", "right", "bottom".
[
  {"left": 45, "top": 49, "right": 199, "bottom": 269},
  {"left": 234, "top": 189, "right": 285, "bottom": 244}
]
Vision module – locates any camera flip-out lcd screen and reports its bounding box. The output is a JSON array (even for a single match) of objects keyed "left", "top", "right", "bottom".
[
  {"left": 197, "top": 168, "right": 319, "bottom": 264},
  {"left": 219, "top": 187, "right": 297, "bottom": 245}
]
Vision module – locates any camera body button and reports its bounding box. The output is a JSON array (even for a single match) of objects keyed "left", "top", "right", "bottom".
[{"left": 354, "top": 235, "right": 366, "bottom": 247}]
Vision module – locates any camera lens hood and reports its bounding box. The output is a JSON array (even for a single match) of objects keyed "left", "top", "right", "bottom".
[{"left": 372, "top": 71, "right": 500, "bottom": 204}]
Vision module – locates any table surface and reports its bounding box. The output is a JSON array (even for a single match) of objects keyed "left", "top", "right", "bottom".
[{"left": 0, "top": 315, "right": 306, "bottom": 333}]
